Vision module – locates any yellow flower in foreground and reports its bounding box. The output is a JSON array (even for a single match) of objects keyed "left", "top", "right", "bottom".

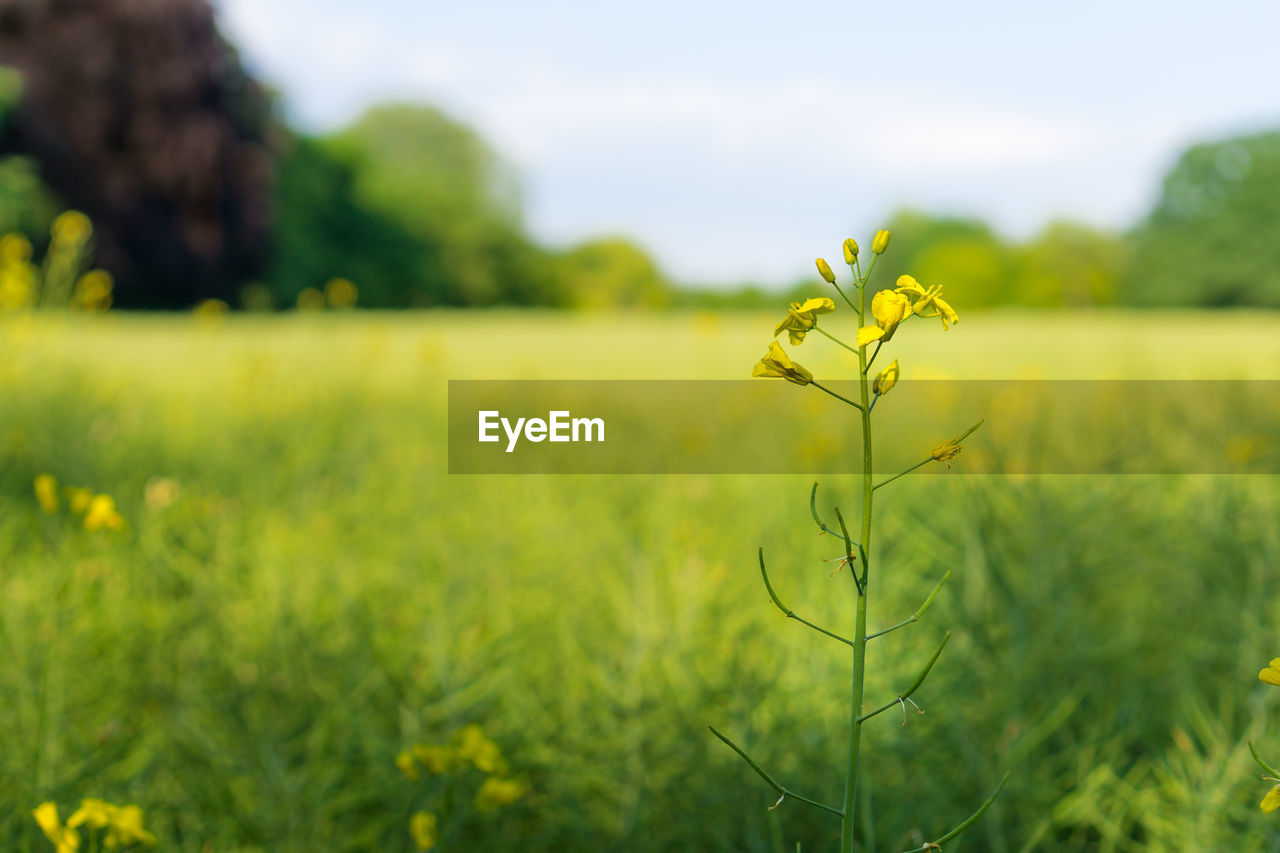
[
  {"left": 35, "top": 474, "right": 59, "bottom": 514},
  {"left": 752, "top": 341, "right": 813, "bottom": 386},
  {"left": 872, "top": 229, "right": 891, "bottom": 254},
  {"left": 409, "top": 811, "right": 437, "bottom": 850},
  {"left": 1259, "top": 658, "right": 1280, "bottom": 686},
  {"left": 815, "top": 258, "right": 836, "bottom": 284},
  {"left": 33, "top": 802, "right": 80, "bottom": 853},
  {"left": 856, "top": 290, "right": 912, "bottom": 347},
  {"left": 773, "top": 297, "right": 835, "bottom": 344},
  {"left": 475, "top": 776, "right": 528, "bottom": 811},
  {"left": 872, "top": 360, "right": 899, "bottom": 397},
  {"left": 104, "top": 805, "right": 156, "bottom": 848},
  {"left": 1264, "top": 784, "right": 1280, "bottom": 813},
  {"left": 84, "top": 495, "right": 124, "bottom": 531},
  {"left": 895, "top": 275, "right": 959, "bottom": 330}
]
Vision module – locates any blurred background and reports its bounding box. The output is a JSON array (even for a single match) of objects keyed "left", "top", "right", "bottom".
[{"left": 5, "top": 2, "right": 1280, "bottom": 852}]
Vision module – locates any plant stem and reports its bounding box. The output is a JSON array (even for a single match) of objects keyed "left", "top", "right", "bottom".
[{"left": 839, "top": 258, "right": 875, "bottom": 852}]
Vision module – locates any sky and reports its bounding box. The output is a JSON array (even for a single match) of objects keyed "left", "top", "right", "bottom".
[{"left": 216, "top": 0, "right": 1280, "bottom": 286}]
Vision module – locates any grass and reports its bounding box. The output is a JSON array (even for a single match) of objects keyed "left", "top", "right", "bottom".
[{"left": 3, "top": 309, "right": 1280, "bottom": 851}]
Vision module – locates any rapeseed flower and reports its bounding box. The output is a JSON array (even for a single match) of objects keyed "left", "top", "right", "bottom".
[
  {"left": 412, "top": 744, "right": 458, "bottom": 774},
  {"left": 856, "top": 290, "right": 911, "bottom": 347},
  {"left": 895, "top": 275, "right": 959, "bottom": 329},
  {"left": 872, "top": 229, "right": 891, "bottom": 254},
  {"left": 409, "top": 812, "right": 437, "bottom": 850},
  {"left": 842, "top": 238, "right": 859, "bottom": 263},
  {"left": 455, "top": 724, "right": 503, "bottom": 773},
  {"left": 34, "top": 474, "right": 59, "bottom": 514},
  {"left": 815, "top": 258, "right": 836, "bottom": 284},
  {"left": 103, "top": 804, "right": 156, "bottom": 847},
  {"left": 33, "top": 803, "right": 80, "bottom": 853},
  {"left": 1260, "top": 658, "right": 1280, "bottom": 686},
  {"left": 752, "top": 341, "right": 813, "bottom": 385},
  {"left": 873, "top": 360, "right": 899, "bottom": 397},
  {"left": 773, "top": 297, "right": 835, "bottom": 344},
  {"left": 474, "top": 776, "right": 527, "bottom": 811},
  {"left": 84, "top": 495, "right": 124, "bottom": 531}
]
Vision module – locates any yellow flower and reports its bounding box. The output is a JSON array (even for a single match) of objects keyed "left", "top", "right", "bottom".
[
  {"left": 73, "top": 270, "right": 114, "bottom": 312},
  {"left": 856, "top": 290, "right": 912, "bottom": 347},
  {"left": 409, "top": 811, "right": 437, "bottom": 850},
  {"left": 67, "top": 799, "right": 114, "bottom": 830},
  {"left": 895, "top": 275, "right": 959, "bottom": 329},
  {"left": 396, "top": 750, "right": 420, "bottom": 780},
  {"left": 324, "top": 277, "right": 358, "bottom": 309},
  {"left": 33, "top": 802, "right": 81, "bottom": 853},
  {"left": 872, "top": 360, "right": 899, "bottom": 396},
  {"left": 932, "top": 439, "right": 963, "bottom": 462},
  {"left": 297, "top": 287, "right": 325, "bottom": 311},
  {"left": 103, "top": 804, "right": 156, "bottom": 848},
  {"left": 842, "top": 238, "right": 859, "bottom": 264},
  {"left": 51, "top": 210, "right": 92, "bottom": 246},
  {"left": 84, "top": 495, "right": 124, "bottom": 531},
  {"left": 34, "top": 474, "right": 59, "bottom": 514},
  {"left": 412, "top": 744, "right": 458, "bottom": 774},
  {"left": 455, "top": 724, "right": 503, "bottom": 773},
  {"left": 64, "top": 486, "right": 93, "bottom": 515},
  {"left": 194, "top": 298, "right": 229, "bottom": 318},
  {"left": 773, "top": 296, "right": 835, "bottom": 344},
  {"left": 752, "top": 341, "right": 813, "bottom": 386},
  {"left": 1263, "top": 784, "right": 1280, "bottom": 813},
  {"left": 1, "top": 232, "right": 32, "bottom": 263},
  {"left": 1259, "top": 658, "right": 1280, "bottom": 686},
  {"left": 872, "top": 229, "right": 891, "bottom": 254},
  {"left": 474, "top": 776, "right": 528, "bottom": 811},
  {"left": 815, "top": 258, "right": 836, "bottom": 284}
]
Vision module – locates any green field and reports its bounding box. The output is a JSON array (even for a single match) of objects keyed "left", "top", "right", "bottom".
[{"left": 4, "top": 310, "right": 1280, "bottom": 851}]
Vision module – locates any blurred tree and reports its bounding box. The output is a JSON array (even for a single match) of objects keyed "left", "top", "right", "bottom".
[
  {"left": 881, "top": 210, "right": 1015, "bottom": 307},
  {"left": 0, "top": 0, "right": 274, "bottom": 307},
  {"left": 323, "top": 104, "right": 557, "bottom": 306},
  {"left": 1126, "top": 130, "right": 1280, "bottom": 307},
  {"left": 1014, "top": 221, "right": 1127, "bottom": 307},
  {"left": 554, "top": 237, "right": 672, "bottom": 309}
]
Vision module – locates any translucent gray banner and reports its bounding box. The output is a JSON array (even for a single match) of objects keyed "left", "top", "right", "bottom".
[{"left": 447, "top": 380, "right": 1280, "bottom": 474}]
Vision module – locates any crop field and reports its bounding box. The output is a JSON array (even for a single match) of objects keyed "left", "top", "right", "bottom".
[{"left": 4, "top": 310, "right": 1280, "bottom": 851}]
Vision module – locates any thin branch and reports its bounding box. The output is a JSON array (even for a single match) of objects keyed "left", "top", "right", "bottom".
[
  {"left": 832, "top": 506, "right": 865, "bottom": 594},
  {"left": 810, "top": 381, "right": 865, "bottom": 412},
  {"left": 707, "top": 726, "right": 845, "bottom": 818},
  {"left": 757, "top": 548, "right": 854, "bottom": 647},
  {"left": 1250, "top": 741, "right": 1280, "bottom": 777},
  {"left": 864, "top": 340, "right": 884, "bottom": 372},
  {"left": 813, "top": 325, "right": 861, "bottom": 357},
  {"left": 867, "top": 571, "right": 951, "bottom": 641},
  {"left": 899, "top": 771, "right": 1011, "bottom": 852},
  {"left": 810, "top": 483, "right": 858, "bottom": 548},
  {"left": 829, "top": 279, "right": 859, "bottom": 313},
  {"left": 873, "top": 420, "right": 986, "bottom": 491},
  {"left": 858, "top": 632, "right": 951, "bottom": 724}
]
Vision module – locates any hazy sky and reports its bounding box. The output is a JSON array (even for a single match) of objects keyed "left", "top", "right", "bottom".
[{"left": 216, "top": 0, "right": 1280, "bottom": 285}]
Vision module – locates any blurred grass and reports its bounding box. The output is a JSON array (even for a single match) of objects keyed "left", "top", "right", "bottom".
[{"left": 3, "top": 310, "right": 1280, "bottom": 851}]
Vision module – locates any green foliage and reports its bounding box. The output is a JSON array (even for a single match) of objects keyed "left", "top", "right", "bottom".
[
  {"left": 553, "top": 237, "right": 672, "bottom": 309},
  {"left": 1126, "top": 130, "right": 1280, "bottom": 307},
  {"left": 1016, "top": 221, "right": 1128, "bottom": 307}
]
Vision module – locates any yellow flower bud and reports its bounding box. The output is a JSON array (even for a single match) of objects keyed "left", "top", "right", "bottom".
[
  {"left": 872, "top": 229, "right": 891, "bottom": 255},
  {"left": 842, "top": 238, "right": 859, "bottom": 264},
  {"left": 872, "top": 360, "right": 899, "bottom": 396},
  {"left": 815, "top": 258, "right": 836, "bottom": 284}
]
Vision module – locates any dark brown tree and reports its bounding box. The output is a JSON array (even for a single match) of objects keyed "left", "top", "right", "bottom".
[{"left": 0, "top": 0, "right": 275, "bottom": 307}]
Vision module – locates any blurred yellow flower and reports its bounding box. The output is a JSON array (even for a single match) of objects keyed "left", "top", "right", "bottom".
[
  {"left": 409, "top": 811, "right": 437, "bottom": 850},
  {"left": 752, "top": 341, "right": 813, "bottom": 385},
  {"left": 103, "top": 804, "right": 155, "bottom": 847},
  {"left": 1, "top": 232, "right": 32, "bottom": 264},
  {"left": 144, "top": 477, "right": 180, "bottom": 511},
  {"left": 412, "top": 744, "right": 457, "bottom": 775},
  {"left": 815, "top": 258, "right": 835, "bottom": 284},
  {"left": 396, "top": 750, "right": 420, "bottom": 780},
  {"left": 873, "top": 360, "right": 899, "bottom": 396},
  {"left": 51, "top": 211, "right": 92, "bottom": 246},
  {"left": 1263, "top": 784, "right": 1280, "bottom": 813},
  {"left": 33, "top": 802, "right": 80, "bottom": 853},
  {"left": 72, "top": 270, "right": 113, "bottom": 312},
  {"left": 324, "top": 277, "right": 358, "bottom": 309},
  {"left": 1259, "top": 658, "right": 1280, "bottom": 686},
  {"left": 455, "top": 724, "right": 503, "bottom": 773},
  {"left": 34, "top": 474, "right": 59, "bottom": 514},
  {"left": 194, "top": 299, "right": 229, "bottom": 318},
  {"left": 872, "top": 229, "right": 891, "bottom": 254},
  {"left": 297, "top": 287, "right": 325, "bottom": 311},
  {"left": 67, "top": 799, "right": 113, "bottom": 830},
  {"left": 773, "top": 297, "right": 835, "bottom": 344},
  {"left": 856, "top": 290, "right": 911, "bottom": 347},
  {"left": 84, "top": 495, "right": 124, "bottom": 531},
  {"left": 474, "top": 776, "right": 527, "bottom": 811},
  {"left": 64, "top": 486, "right": 93, "bottom": 515}
]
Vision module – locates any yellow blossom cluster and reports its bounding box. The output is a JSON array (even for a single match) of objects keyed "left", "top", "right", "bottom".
[
  {"left": 0, "top": 211, "right": 114, "bottom": 311},
  {"left": 33, "top": 799, "right": 156, "bottom": 851},
  {"left": 33, "top": 474, "right": 125, "bottom": 531}
]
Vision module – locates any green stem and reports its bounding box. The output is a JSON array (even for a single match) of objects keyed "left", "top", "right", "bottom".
[
  {"left": 813, "top": 325, "right": 862, "bottom": 357},
  {"left": 858, "top": 631, "right": 951, "bottom": 723},
  {"left": 758, "top": 549, "right": 856, "bottom": 647},
  {"left": 708, "top": 726, "right": 845, "bottom": 818},
  {"left": 900, "top": 771, "right": 1011, "bottom": 853},
  {"left": 810, "top": 381, "right": 865, "bottom": 412},
  {"left": 1249, "top": 741, "right": 1280, "bottom": 777},
  {"left": 809, "top": 483, "right": 858, "bottom": 548},
  {"left": 866, "top": 570, "right": 951, "bottom": 641},
  {"left": 839, "top": 256, "right": 875, "bottom": 853}
]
